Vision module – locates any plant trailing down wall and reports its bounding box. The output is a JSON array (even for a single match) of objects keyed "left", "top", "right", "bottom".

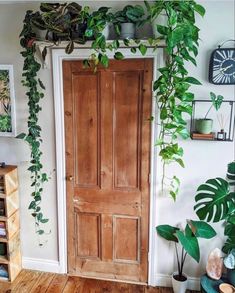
[
  {"left": 148, "top": 1, "right": 205, "bottom": 199},
  {"left": 19, "top": 1, "right": 205, "bottom": 237},
  {"left": 19, "top": 10, "right": 49, "bottom": 239}
]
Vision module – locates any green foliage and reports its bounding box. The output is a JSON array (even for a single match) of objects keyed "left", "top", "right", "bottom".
[
  {"left": 204, "top": 92, "right": 224, "bottom": 119},
  {"left": 194, "top": 161, "right": 235, "bottom": 253},
  {"left": 19, "top": 10, "right": 49, "bottom": 241},
  {"left": 0, "top": 114, "right": 11, "bottom": 132},
  {"left": 156, "top": 220, "right": 216, "bottom": 277},
  {"left": 114, "top": 5, "right": 145, "bottom": 24},
  {"left": 153, "top": 1, "right": 205, "bottom": 199}
]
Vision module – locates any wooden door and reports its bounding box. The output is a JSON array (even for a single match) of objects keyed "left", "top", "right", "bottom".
[{"left": 63, "top": 59, "right": 153, "bottom": 283}]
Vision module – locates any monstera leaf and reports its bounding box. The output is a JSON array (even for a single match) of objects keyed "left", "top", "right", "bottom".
[{"left": 194, "top": 178, "right": 233, "bottom": 222}]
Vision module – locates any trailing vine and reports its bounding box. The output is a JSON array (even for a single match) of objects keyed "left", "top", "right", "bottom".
[
  {"left": 19, "top": 10, "right": 49, "bottom": 239},
  {"left": 19, "top": 1, "right": 205, "bottom": 238},
  {"left": 149, "top": 1, "right": 205, "bottom": 199}
]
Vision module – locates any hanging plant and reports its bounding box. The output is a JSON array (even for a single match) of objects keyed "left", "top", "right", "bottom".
[
  {"left": 18, "top": 10, "right": 49, "bottom": 239},
  {"left": 19, "top": 1, "right": 205, "bottom": 240},
  {"left": 148, "top": 1, "right": 205, "bottom": 199}
]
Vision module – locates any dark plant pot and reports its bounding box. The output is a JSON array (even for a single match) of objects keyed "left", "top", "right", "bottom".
[
  {"left": 71, "top": 23, "right": 87, "bottom": 40},
  {"left": 172, "top": 272, "right": 188, "bottom": 293},
  {"left": 195, "top": 119, "right": 213, "bottom": 134},
  {"left": 227, "top": 269, "right": 235, "bottom": 286}
]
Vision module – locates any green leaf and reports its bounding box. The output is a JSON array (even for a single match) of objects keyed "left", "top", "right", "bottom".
[
  {"left": 175, "top": 158, "right": 185, "bottom": 168},
  {"left": 160, "top": 107, "right": 168, "bottom": 120},
  {"left": 156, "top": 225, "right": 179, "bottom": 242},
  {"left": 184, "top": 77, "right": 202, "bottom": 85},
  {"left": 190, "top": 220, "right": 216, "bottom": 239},
  {"left": 65, "top": 40, "right": 74, "bottom": 55},
  {"left": 131, "top": 47, "right": 137, "bottom": 54},
  {"left": 16, "top": 133, "right": 26, "bottom": 139},
  {"left": 138, "top": 43, "right": 147, "bottom": 55},
  {"left": 101, "top": 54, "right": 109, "bottom": 68},
  {"left": 176, "top": 229, "right": 200, "bottom": 263},
  {"left": 194, "top": 4, "right": 206, "bottom": 17},
  {"left": 37, "top": 230, "right": 44, "bottom": 235},
  {"left": 194, "top": 178, "right": 231, "bottom": 222},
  {"left": 114, "top": 52, "right": 124, "bottom": 60}
]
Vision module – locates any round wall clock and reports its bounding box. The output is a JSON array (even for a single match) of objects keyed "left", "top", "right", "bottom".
[{"left": 209, "top": 40, "right": 235, "bottom": 85}]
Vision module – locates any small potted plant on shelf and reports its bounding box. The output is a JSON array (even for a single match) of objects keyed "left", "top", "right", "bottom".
[
  {"left": 113, "top": 5, "right": 145, "bottom": 39},
  {"left": 195, "top": 92, "right": 224, "bottom": 135},
  {"left": 156, "top": 220, "right": 216, "bottom": 293}
]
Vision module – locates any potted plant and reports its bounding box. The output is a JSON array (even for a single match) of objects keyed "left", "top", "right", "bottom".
[
  {"left": 85, "top": 7, "right": 113, "bottom": 40},
  {"left": 113, "top": 5, "right": 145, "bottom": 39},
  {"left": 224, "top": 249, "right": 235, "bottom": 286},
  {"left": 156, "top": 220, "right": 216, "bottom": 293},
  {"left": 195, "top": 92, "right": 224, "bottom": 134},
  {"left": 194, "top": 161, "right": 235, "bottom": 285},
  {"left": 144, "top": 0, "right": 166, "bottom": 39}
]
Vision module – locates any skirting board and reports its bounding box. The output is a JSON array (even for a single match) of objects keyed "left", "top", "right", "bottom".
[
  {"left": 22, "top": 257, "right": 61, "bottom": 274},
  {"left": 155, "top": 274, "right": 200, "bottom": 291}
]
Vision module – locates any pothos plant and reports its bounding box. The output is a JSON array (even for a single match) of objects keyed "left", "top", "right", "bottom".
[{"left": 19, "top": 1, "right": 205, "bottom": 238}]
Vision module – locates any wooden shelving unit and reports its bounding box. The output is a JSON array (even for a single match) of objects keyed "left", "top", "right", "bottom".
[{"left": 0, "top": 165, "right": 21, "bottom": 282}]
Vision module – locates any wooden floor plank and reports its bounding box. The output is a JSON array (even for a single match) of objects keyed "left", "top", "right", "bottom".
[
  {"left": 11, "top": 270, "right": 42, "bottom": 293},
  {"left": 30, "top": 272, "right": 55, "bottom": 293},
  {"left": 45, "top": 274, "right": 68, "bottom": 293},
  {"left": 0, "top": 270, "right": 200, "bottom": 293}
]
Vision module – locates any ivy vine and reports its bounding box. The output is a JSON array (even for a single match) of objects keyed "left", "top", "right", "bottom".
[
  {"left": 19, "top": 1, "right": 205, "bottom": 238},
  {"left": 19, "top": 10, "right": 49, "bottom": 239}
]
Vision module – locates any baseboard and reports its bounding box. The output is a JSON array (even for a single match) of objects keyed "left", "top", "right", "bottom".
[
  {"left": 155, "top": 274, "right": 200, "bottom": 291},
  {"left": 22, "top": 257, "right": 61, "bottom": 273}
]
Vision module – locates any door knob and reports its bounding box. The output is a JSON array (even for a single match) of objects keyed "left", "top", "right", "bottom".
[{"left": 66, "top": 175, "right": 74, "bottom": 181}]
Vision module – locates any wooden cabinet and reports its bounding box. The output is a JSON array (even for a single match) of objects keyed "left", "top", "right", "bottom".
[{"left": 0, "top": 165, "right": 21, "bottom": 282}]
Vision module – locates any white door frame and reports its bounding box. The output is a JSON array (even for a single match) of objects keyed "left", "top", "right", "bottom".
[{"left": 52, "top": 47, "right": 163, "bottom": 286}]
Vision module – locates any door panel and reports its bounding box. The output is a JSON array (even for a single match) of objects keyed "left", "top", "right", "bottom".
[{"left": 63, "top": 59, "right": 153, "bottom": 283}]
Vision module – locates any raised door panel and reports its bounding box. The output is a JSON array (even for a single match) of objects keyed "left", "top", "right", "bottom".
[
  {"left": 113, "top": 72, "right": 142, "bottom": 190},
  {"left": 73, "top": 73, "right": 100, "bottom": 188}
]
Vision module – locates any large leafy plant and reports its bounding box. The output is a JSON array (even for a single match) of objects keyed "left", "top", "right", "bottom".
[
  {"left": 194, "top": 161, "right": 235, "bottom": 253},
  {"left": 157, "top": 220, "right": 216, "bottom": 278},
  {"left": 152, "top": 1, "right": 205, "bottom": 199}
]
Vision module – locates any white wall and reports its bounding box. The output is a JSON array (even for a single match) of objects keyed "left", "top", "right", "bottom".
[{"left": 0, "top": 0, "right": 234, "bottom": 285}]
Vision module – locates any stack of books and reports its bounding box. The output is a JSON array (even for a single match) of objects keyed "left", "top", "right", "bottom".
[
  {"left": 0, "top": 265, "right": 9, "bottom": 279},
  {"left": 0, "top": 200, "right": 5, "bottom": 216},
  {"left": 192, "top": 132, "right": 215, "bottom": 140},
  {"left": 0, "top": 222, "right": 6, "bottom": 238},
  {"left": 0, "top": 176, "right": 4, "bottom": 193}
]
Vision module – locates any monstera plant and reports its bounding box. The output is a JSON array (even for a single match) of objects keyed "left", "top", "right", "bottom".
[{"left": 194, "top": 161, "right": 235, "bottom": 253}]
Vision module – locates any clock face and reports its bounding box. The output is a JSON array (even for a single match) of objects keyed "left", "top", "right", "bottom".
[{"left": 209, "top": 48, "right": 235, "bottom": 85}]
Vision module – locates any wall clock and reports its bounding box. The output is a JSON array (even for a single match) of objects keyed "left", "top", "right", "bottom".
[{"left": 209, "top": 40, "right": 235, "bottom": 85}]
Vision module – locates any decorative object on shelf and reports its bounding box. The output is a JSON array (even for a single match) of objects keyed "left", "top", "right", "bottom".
[
  {"left": 0, "top": 165, "right": 21, "bottom": 282},
  {"left": 190, "top": 99, "right": 235, "bottom": 141},
  {"left": 209, "top": 40, "right": 235, "bottom": 85},
  {"left": 195, "top": 92, "right": 223, "bottom": 134},
  {"left": 0, "top": 65, "right": 16, "bottom": 137},
  {"left": 0, "top": 162, "right": 6, "bottom": 168},
  {"left": 224, "top": 249, "right": 235, "bottom": 286},
  {"left": 113, "top": 5, "right": 145, "bottom": 39},
  {"left": 206, "top": 248, "right": 223, "bottom": 280},
  {"left": 219, "top": 283, "right": 235, "bottom": 293},
  {"left": 156, "top": 220, "right": 216, "bottom": 293}
]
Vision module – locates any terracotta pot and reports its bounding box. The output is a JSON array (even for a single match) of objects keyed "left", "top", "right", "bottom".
[{"left": 172, "top": 272, "right": 188, "bottom": 293}]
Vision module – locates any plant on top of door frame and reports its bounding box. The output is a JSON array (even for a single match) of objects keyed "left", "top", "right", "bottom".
[{"left": 19, "top": 1, "right": 205, "bottom": 238}]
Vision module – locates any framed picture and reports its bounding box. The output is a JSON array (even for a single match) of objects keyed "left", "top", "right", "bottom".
[{"left": 0, "top": 65, "right": 16, "bottom": 137}]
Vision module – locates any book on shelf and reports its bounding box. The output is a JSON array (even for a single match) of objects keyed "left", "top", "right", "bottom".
[
  {"left": 0, "top": 265, "right": 9, "bottom": 278},
  {"left": 192, "top": 132, "right": 215, "bottom": 140}
]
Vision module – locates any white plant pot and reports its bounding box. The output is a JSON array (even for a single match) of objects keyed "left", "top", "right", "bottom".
[
  {"left": 102, "top": 24, "right": 110, "bottom": 40},
  {"left": 152, "top": 14, "right": 167, "bottom": 38},
  {"left": 120, "top": 23, "right": 135, "bottom": 39},
  {"left": 172, "top": 272, "right": 188, "bottom": 293}
]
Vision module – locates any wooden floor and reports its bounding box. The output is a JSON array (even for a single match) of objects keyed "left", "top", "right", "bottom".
[{"left": 0, "top": 270, "right": 198, "bottom": 293}]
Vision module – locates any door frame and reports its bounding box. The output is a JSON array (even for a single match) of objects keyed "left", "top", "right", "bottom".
[{"left": 52, "top": 47, "right": 163, "bottom": 286}]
